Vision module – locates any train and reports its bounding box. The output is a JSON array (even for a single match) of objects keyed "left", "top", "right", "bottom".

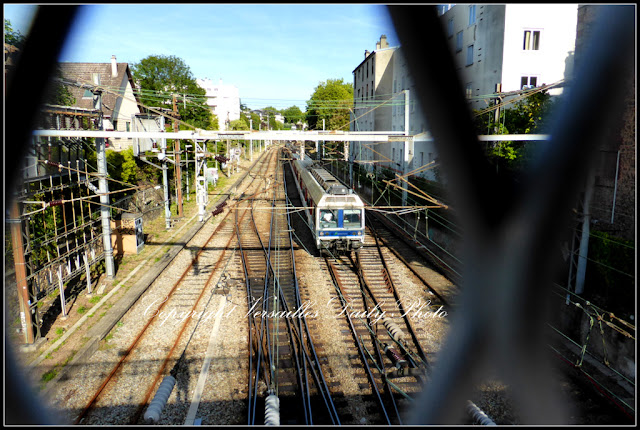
[{"left": 288, "top": 147, "right": 365, "bottom": 255}]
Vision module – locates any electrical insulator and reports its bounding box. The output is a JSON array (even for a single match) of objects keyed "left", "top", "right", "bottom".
[
  {"left": 144, "top": 375, "right": 176, "bottom": 423},
  {"left": 382, "top": 317, "right": 406, "bottom": 344},
  {"left": 264, "top": 393, "right": 280, "bottom": 426}
]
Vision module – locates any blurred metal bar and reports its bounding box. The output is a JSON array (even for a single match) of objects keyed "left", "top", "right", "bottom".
[{"left": 387, "top": 4, "right": 634, "bottom": 425}]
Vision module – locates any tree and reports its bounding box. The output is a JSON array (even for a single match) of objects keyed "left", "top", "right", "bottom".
[
  {"left": 282, "top": 105, "right": 304, "bottom": 124},
  {"left": 5, "top": 20, "right": 74, "bottom": 106},
  {"left": 246, "top": 112, "right": 258, "bottom": 130},
  {"left": 473, "top": 89, "right": 556, "bottom": 173},
  {"left": 4, "top": 19, "right": 25, "bottom": 49},
  {"left": 229, "top": 118, "right": 249, "bottom": 130},
  {"left": 306, "top": 78, "right": 353, "bottom": 130},
  {"left": 131, "top": 55, "right": 212, "bottom": 129}
]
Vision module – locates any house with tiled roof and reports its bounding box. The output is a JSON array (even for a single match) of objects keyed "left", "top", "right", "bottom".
[{"left": 59, "top": 55, "right": 142, "bottom": 151}]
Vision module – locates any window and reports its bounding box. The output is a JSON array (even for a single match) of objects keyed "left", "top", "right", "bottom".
[
  {"left": 319, "top": 209, "right": 338, "bottom": 229},
  {"left": 465, "top": 82, "right": 473, "bottom": 98},
  {"left": 468, "top": 5, "right": 476, "bottom": 25},
  {"left": 113, "top": 120, "right": 118, "bottom": 131},
  {"left": 394, "top": 78, "right": 397, "bottom": 92},
  {"left": 466, "top": 45, "right": 474, "bottom": 66},
  {"left": 82, "top": 89, "right": 92, "bottom": 99},
  {"left": 520, "top": 76, "right": 538, "bottom": 89},
  {"left": 420, "top": 152, "right": 424, "bottom": 167},
  {"left": 456, "top": 31, "right": 463, "bottom": 52},
  {"left": 343, "top": 209, "right": 362, "bottom": 228},
  {"left": 125, "top": 121, "right": 131, "bottom": 132},
  {"left": 447, "top": 18, "right": 454, "bottom": 37},
  {"left": 392, "top": 147, "right": 396, "bottom": 161},
  {"left": 523, "top": 30, "right": 541, "bottom": 50}
]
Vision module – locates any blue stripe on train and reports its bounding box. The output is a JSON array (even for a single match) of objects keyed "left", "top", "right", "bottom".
[{"left": 319, "top": 231, "right": 361, "bottom": 237}]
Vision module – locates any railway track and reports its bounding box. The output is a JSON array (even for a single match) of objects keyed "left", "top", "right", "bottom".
[
  {"left": 324, "top": 234, "right": 432, "bottom": 424},
  {"left": 238, "top": 150, "right": 339, "bottom": 425},
  {"left": 70, "top": 149, "right": 277, "bottom": 425},
  {"left": 44, "top": 145, "right": 454, "bottom": 425}
]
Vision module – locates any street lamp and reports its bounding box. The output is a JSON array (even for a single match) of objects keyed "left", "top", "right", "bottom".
[{"left": 185, "top": 144, "right": 192, "bottom": 201}]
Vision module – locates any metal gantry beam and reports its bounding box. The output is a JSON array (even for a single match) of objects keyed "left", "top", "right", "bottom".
[{"left": 32, "top": 128, "right": 551, "bottom": 142}]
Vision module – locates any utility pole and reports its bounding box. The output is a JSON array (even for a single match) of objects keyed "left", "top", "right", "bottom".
[
  {"left": 9, "top": 200, "right": 34, "bottom": 343},
  {"left": 93, "top": 85, "right": 115, "bottom": 279},
  {"left": 402, "top": 89, "right": 410, "bottom": 207},
  {"left": 493, "top": 83, "right": 502, "bottom": 133},
  {"left": 575, "top": 172, "right": 595, "bottom": 295},
  {"left": 249, "top": 119, "right": 253, "bottom": 161},
  {"left": 185, "top": 144, "right": 192, "bottom": 201},
  {"left": 173, "top": 95, "right": 183, "bottom": 218},
  {"left": 322, "top": 118, "right": 325, "bottom": 160}
]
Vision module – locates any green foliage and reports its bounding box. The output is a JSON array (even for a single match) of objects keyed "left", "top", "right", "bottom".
[
  {"left": 229, "top": 118, "right": 249, "bottom": 131},
  {"left": 131, "top": 55, "right": 212, "bottom": 129},
  {"left": 77, "top": 306, "right": 87, "bottom": 314},
  {"left": 306, "top": 78, "right": 353, "bottom": 130},
  {"left": 588, "top": 231, "right": 635, "bottom": 290},
  {"left": 250, "top": 112, "right": 261, "bottom": 130},
  {"left": 120, "top": 148, "right": 139, "bottom": 183},
  {"left": 41, "top": 368, "right": 58, "bottom": 383},
  {"left": 282, "top": 105, "right": 304, "bottom": 124},
  {"left": 473, "top": 90, "right": 556, "bottom": 174},
  {"left": 4, "top": 19, "right": 25, "bottom": 49}
]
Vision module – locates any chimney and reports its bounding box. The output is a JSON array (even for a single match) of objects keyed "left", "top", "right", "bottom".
[
  {"left": 365, "top": 50, "right": 370, "bottom": 59},
  {"left": 111, "top": 55, "right": 117, "bottom": 78},
  {"left": 380, "top": 34, "right": 388, "bottom": 49},
  {"left": 376, "top": 40, "right": 381, "bottom": 50}
]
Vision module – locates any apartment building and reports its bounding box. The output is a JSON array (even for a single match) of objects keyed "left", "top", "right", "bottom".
[
  {"left": 440, "top": 4, "right": 578, "bottom": 109},
  {"left": 350, "top": 35, "right": 437, "bottom": 181},
  {"left": 351, "top": 35, "right": 397, "bottom": 172},
  {"left": 196, "top": 78, "right": 240, "bottom": 131}
]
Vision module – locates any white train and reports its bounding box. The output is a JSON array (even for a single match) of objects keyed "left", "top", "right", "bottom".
[{"left": 289, "top": 151, "right": 365, "bottom": 255}]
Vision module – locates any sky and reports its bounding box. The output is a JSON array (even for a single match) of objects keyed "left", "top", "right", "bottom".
[{"left": 4, "top": 3, "right": 399, "bottom": 111}]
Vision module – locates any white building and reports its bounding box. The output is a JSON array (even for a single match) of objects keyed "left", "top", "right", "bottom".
[
  {"left": 59, "top": 55, "right": 141, "bottom": 151},
  {"left": 350, "top": 5, "right": 578, "bottom": 183},
  {"left": 440, "top": 4, "right": 578, "bottom": 109},
  {"left": 350, "top": 36, "right": 438, "bottom": 181},
  {"left": 196, "top": 78, "right": 240, "bottom": 131}
]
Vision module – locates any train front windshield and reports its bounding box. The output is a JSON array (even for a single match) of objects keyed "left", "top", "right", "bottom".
[
  {"left": 343, "top": 209, "right": 362, "bottom": 229},
  {"left": 319, "top": 209, "right": 362, "bottom": 229}
]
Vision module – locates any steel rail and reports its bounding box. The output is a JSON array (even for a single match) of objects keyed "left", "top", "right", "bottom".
[
  {"left": 350, "top": 251, "right": 403, "bottom": 424},
  {"left": 282, "top": 156, "right": 341, "bottom": 425},
  {"left": 75, "top": 143, "right": 274, "bottom": 425},
  {"left": 235, "top": 150, "right": 278, "bottom": 424},
  {"left": 366, "top": 214, "right": 432, "bottom": 367},
  {"left": 73, "top": 207, "right": 226, "bottom": 424},
  {"left": 325, "top": 258, "right": 392, "bottom": 424}
]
